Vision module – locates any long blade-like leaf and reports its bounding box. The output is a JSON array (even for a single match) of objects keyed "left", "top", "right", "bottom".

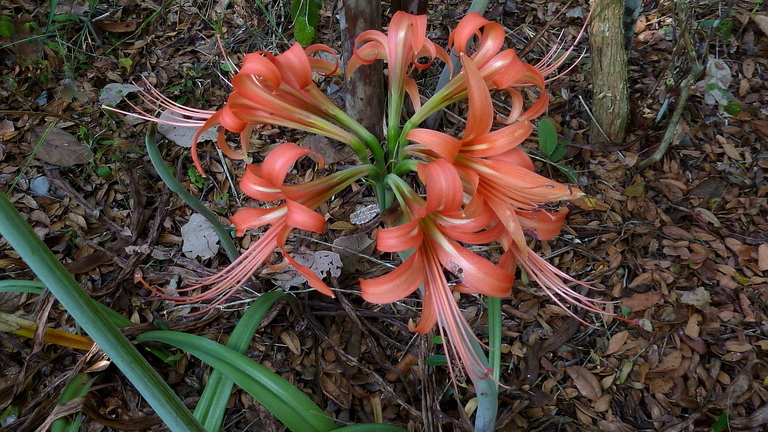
[
  {"left": 145, "top": 126, "right": 239, "bottom": 262},
  {"left": 136, "top": 331, "right": 337, "bottom": 432},
  {"left": 0, "top": 191, "right": 206, "bottom": 432},
  {"left": 194, "top": 292, "right": 297, "bottom": 431}
]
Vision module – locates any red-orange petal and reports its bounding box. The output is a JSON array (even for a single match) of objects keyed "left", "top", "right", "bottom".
[
  {"left": 405, "top": 129, "right": 461, "bottom": 162},
  {"left": 460, "top": 54, "right": 494, "bottom": 142},
  {"left": 375, "top": 219, "right": 423, "bottom": 252},
  {"left": 239, "top": 164, "right": 284, "bottom": 201},
  {"left": 229, "top": 206, "right": 286, "bottom": 236},
  {"left": 418, "top": 159, "right": 463, "bottom": 214},
  {"left": 517, "top": 208, "right": 569, "bottom": 241},
  {"left": 262, "top": 143, "right": 321, "bottom": 188},
  {"left": 432, "top": 235, "right": 513, "bottom": 297},
  {"left": 285, "top": 200, "right": 326, "bottom": 233},
  {"left": 360, "top": 251, "right": 424, "bottom": 304}
]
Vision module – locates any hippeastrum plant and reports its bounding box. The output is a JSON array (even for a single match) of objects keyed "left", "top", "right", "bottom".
[{"left": 107, "top": 9, "right": 607, "bottom": 423}]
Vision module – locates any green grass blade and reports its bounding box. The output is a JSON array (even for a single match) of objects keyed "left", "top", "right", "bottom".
[
  {"left": 0, "top": 279, "right": 45, "bottom": 294},
  {"left": 195, "top": 292, "right": 297, "bottom": 431},
  {"left": 144, "top": 126, "right": 239, "bottom": 262},
  {"left": 136, "top": 331, "right": 336, "bottom": 432},
  {"left": 51, "top": 373, "right": 95, "bottom": 432},
  {"left": 0, "top": 278, "right": 177, "bottom": 362},
  {"left": 0, "top": 192, "right": 206, "bottom": 432}
]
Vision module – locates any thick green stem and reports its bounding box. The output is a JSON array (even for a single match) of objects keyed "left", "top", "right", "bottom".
[{"left": 0, "top": 191, "right": 206, "bottom": 432}]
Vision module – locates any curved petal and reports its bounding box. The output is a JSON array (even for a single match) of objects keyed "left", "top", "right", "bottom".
[
  {"left": 280, "top": 247, "right": 335, "bottom": 297},
  {"left": 272, "top": 43, "right": 314, "bottom": 91},
  {"left": 449, "top": 13, "right": 505, "bottom": 68},
  {"left": 239, "top": 52, "right": 282, "bottom": 90},
  {"left": 405, "top": 128, "right": 462, "bottom": 162},
  {"left": 262, "top": 143, "right": 321, "bottom": 187},
  {"left": 360, "top": 251, "right": 424, "bottom": 304},
  {"left": 229, "top": 206, "right": 286, "bottom": 236},
  {"left": 485, "top": 49, "right": 526, "bottom": 90},
  {"left": 409, "top": 254, "right": 445, "bottom": 334},
  {"left": 239, "top": 164, "right": 284, "bottom": 201},
  {"left": 418, "top": 160, "right": 463, "bottom": 214},
  {"left": 488, "top": 147, "right": 534, "bottom": 171},
  {"left": 460, "top": 54, "right": 494, "bottom": 142},
  {"left": 467, "top": 157, "right": 582, "bottom": 204},
  {"left": 403, "top": 77, "right": 422, "bottom": 111},
  {"left": 305, "top": 44, "right": 340, "bottom": 76},
  {"left": 462, "top": 121, "right": 533, "bottom": 158},
  {"left": 285, "top": 200, "right": 326, "bottom": 233},
  {"left": 432, "top": 235, "right": 513, "bottom": 297},
  {"left": 517, "top": 207, "right": 569, "bottom": 241},
  {"left": 375, "top": 219, "right": 423, "bottom": 252},
  {"left": 192, "top": 111, "right": 225, "bottom": 175}
]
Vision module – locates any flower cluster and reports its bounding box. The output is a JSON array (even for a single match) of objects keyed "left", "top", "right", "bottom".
[{"left": 109, "top": 12, "right": 605, "bottom": 386}]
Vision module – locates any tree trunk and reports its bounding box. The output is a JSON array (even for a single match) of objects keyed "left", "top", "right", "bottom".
[
  {"left": 391, "top": 0, "right": 428, "bottom": 15},
  {"left": 340, "top": 0, "right": 384, "bottom": 141},
  {"left": 589, "top": 0, "right": 629, "bottom": 145}
]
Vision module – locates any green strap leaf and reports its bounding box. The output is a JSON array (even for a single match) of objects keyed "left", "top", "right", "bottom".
[
  {"left": 0, "top": 188, "right": 206, "bottom": 432},
  {"left": 145, "top": 126, "right": 239, "bottom": 262},
  {"left": 194, "top": 292, "right": 298, "bottom": 431},
  {"left": 136, "top": 331, "right": 337, "bottom": 432}
]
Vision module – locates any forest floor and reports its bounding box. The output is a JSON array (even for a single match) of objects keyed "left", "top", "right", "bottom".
[{"left": 1, "top": 0, "right": 768, "bottom": 431}]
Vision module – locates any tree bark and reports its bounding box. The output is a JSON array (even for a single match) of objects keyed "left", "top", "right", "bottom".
[
  {"left": 589, "top": 0, "right": 629, "bottom": 145},
  {"left": 340, "top": 0, "right": 384, "bottom": 141},
  {"left": 391, "top": 0, "right": 428, "bottom": 15}
]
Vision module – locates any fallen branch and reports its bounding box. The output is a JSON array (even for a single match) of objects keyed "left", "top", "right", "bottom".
[{"left": 637, "top": 63, "right": 704, "bottom": 170}]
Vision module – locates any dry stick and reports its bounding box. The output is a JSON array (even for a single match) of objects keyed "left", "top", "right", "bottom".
[{"left": 636, "top": 63, "right": 703, "bottom": 170}]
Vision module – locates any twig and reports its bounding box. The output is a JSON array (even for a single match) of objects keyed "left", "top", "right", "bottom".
[
  {"left": 637, "top": 63, "right": 704, "bottom": 170},
  {"left": 578, "top": 95, "right": 611, "bottom": 143}
]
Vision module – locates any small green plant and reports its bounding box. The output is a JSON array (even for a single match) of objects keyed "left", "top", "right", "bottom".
[
  {"left": 701, "top": 17, "right": 734, "bottom": 41},
  {"left": 0, "top": 14, "right": 14, "bottom": 37},
  {"left": 711, "top": 411, "right": 730, "bottom": 432},
  {"left": 290, "top": 0, "right": 322, "bottom": 45},
  {"left": 188, "top": 167, "right": 206, "bottom": 188},
  {"left": 537, "top": 118, "right": 578, "bottom": 182}
]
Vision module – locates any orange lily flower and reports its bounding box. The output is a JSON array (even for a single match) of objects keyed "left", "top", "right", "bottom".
[
  {"left": 406, "top": 13, "right": 549, "bottom": 131},
  {"left": 152, "top": 143, "right": 375, "bottom": 311},
  {"left": 193, "top": 43, "right": 378, "bottom": 169},
  {"left": 401, "top": 49, "right": 606, "bottom": 324},
  {"left": 107, "top": 43, "right": 377, "bottom": 174},
  {"left": 406, "top": 54, "right": 582, "bottom": 251},
  {"left": 348, "top": 11, "right": 449, "bottom": 140},
  {"left": 360, "top": 159, "right": 514, "bottom": 381}
]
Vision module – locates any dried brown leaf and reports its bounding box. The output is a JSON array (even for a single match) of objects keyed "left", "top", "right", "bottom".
[
  {"left": 30, "top": 126, "right": 93, "bottom": 167},
  {"left": 566, "top": 366, "right": 602, "bottom": 401},
  {"left": 603, "top": 330, "right": 629, "bottom": 356},
  {"left": 621, "top": 291, "right": 662, "bottom": 312},
  {"left": 279, "top": 330, "right": 302, "bottom": 356}
]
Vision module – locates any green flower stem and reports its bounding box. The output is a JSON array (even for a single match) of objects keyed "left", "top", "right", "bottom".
[
  {"left": 0, "top": 191, "right": 206, "bottom": 432},
  {"left": 487, "top": 295, "right": 502, "bottom": 382},
  {"left": 474, "top": 297, "right": 502, "bottom": 432},
  {"left": 145, "top": 127, "right": 239, "bottom": 262},
  {"left": 387, "top": 103, "right": 404, "bottom": 158}
]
